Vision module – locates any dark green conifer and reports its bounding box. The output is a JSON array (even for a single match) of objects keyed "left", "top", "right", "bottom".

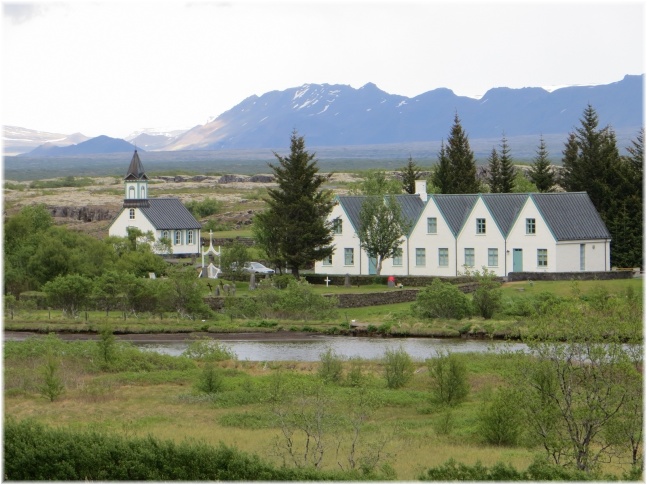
[{"left": 528, "top": 135, "right": 555, "bottom": 192}]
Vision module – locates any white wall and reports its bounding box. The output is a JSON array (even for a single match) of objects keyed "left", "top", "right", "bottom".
[
  {"left": 108, "top": 209, "right": 200, "bottom": 256},
  {"left": 456, "top": 198, "right": 507, "bottom": 276},
  {"left": 407, "top": 198, "right": 457, "bottom": 276},
  {"left": 556, "top": 240, "right": 610, "bottom": 272},
  {"left": 314, "top": 203, "right": 362, "bottom": 275}
]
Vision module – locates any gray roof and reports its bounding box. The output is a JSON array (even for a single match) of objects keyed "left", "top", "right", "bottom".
[
  {"left": 433, "top": 194, "right": 479, "bottom": 235},
  {"left": 337, "top": 195, "right": 424, "bottom": 234},
  {"left": 125, "top": 150, "right": 148, "bottom": 181},
  {"left": 140, "top": 198, "right": 201, "bottom": 230},
  {"left": 481, "top": 193, "right": 528, "bottom": 236},
  {"left": 531, "top": 192, "right": 611, "bottom": 240}
]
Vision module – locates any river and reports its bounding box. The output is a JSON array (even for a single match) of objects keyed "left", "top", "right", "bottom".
[
  {"left": 4, "top": 331, "right": 527, "bottom": 361},
  {"left": 137, "top": 336, "right": 527, "bottom": 361}
]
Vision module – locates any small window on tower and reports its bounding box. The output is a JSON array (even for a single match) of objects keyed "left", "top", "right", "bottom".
[{"left": 129, "top": 208, "right": 135, "bottom": 220}]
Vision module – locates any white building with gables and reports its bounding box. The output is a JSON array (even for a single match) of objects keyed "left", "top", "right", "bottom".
[
  {"left": 315, "top": 181, "right": 611, "bottom": 277},
  {"left": 108, "top": 151, "right": 202, "bottom": 256}
]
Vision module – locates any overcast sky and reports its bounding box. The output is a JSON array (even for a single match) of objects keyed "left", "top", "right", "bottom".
[{"left": 2, "top": 0, "right": 644, "bottom": 139}]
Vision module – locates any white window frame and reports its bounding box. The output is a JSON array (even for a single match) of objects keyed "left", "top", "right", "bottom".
[
  {"left": 129, "top": 208, "right": 135, "bottom": 220},
  {"left": 537, "top": 248, "right": 548, "bottom": 267},
  {"left": 488, "top": 248, "right": 498, "bottom": 267},
  {"left": 476, "top": 218, "right": 486, "bottom": 234},
  {"left": 392, "top": 248, "right": 403, "bottom": 266},
  {"left": 175, "top": 230, "right": 182, "bottom": 245},
  {"left": 427, "top": 217, "right": 437, "bottom": 234},
  {"left": 344, "top": 248, "right": 354, "bottom": 266},
  {"left": 439, "top": 248, "right": 449, "bottom": 267},
  {"left": 333, "top": 218, "right": 342, "bottom": 234},
  {"left": 323, "top": 254, "right": 333, "bottom": 266},
  {"left": 415, "top": 248, "right": 426, "bottom": 266},
  {"left": 526, "top": 218, "right": 536, "bottom": 235},
  {"left": 464, "top": 248, "right": 475, "bottom": 267},
  {"left": 187, "top": 230, "right": 194, "bottom": 245}
]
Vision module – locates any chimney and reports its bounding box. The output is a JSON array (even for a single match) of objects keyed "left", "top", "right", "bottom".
[{"left": 415, "top": 180, "right": 427, "bottom": 202}]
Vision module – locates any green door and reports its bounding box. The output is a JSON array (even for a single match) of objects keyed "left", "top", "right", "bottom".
[
  {"left": 513, "top": 249, "right": 523, "bottom": 272},
  {"left": 368, "top": 257, "right": 377, "bottom": 275}
]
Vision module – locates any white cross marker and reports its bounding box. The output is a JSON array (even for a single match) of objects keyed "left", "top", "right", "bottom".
[{"left": 324, "top": 277, "right": 331, "bottom": 287}]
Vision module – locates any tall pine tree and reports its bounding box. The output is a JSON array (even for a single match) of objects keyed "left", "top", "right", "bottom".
[
  {"left": 439, "top": 113, "right": 479, "bottom": 194},
  {"left": 498, "top": 134, "right": 516, "bottom": 193},
  {"left": 432, "top": 140, "right": 452, "bottom": 194},
  {"left": 560, "top": 104, "right": 639, "bottom": 267},
  {"left": 486, "top": 148, "right": 502, "bottom": 193},
  {"left": 260, "top": 130, "right": 335, "bottom": 278},
  {"left": 528, "top": 135, "right": 555, "bottom": 192},
  {"left": 399, "top": 155, "right": 422, "bottom": 194}
]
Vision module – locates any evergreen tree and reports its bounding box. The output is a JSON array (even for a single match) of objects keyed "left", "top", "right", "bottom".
[
  {"left": 528, "top": 135, "right": 555, "bottom": 192},
  {"left": 399, "top": 155, "right": 422, "bottom": 194},
  {"left": 432, "top": 141, "right": 452, "bottom": 194},
  {"left": 445, "top": 113, "right": 479, "bottom": 193},
  {"left": 261, "top": 130, "right": 335, "bottom": 278},
  {"left": 560, "top": 104, "right": 639, "bottom": 267},
  {"left": 486, "top": 148, "right": 502, "bottom": 193},
  {"left": 498, "top": 134, "right": 516, "bottom": 193}
]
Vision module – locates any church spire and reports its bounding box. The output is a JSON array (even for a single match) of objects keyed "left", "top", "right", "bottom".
[
  {"left": 125, "top": 150, "right": 148, "bottom": 181},
  {"left": 123, "top": 150, "right": 150, "bottom": 205}
]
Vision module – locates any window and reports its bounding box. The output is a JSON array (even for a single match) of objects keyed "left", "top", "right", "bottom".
[
  {"left": 175, "top": 230, "right": 182, "bottom": 245},
  {"left": 427, "top": 217, "right": 437, "bottom": 234},
  {"left": 488, "top": 248, "right": 498, "bottom": 267},
  {"left": 537, "top": 249, "right": 548, "bottom": 267},
  {"left": 393, "top": 248, "right": 403, "bottom": 266},
  {"left": 476, "top": 218, "right": 486, "bottom": 234},
  {"left": 162, "top": 230, "right": 169, "bottom": 240},
  {"left": 129, "top": 186, "right": 135, "bottom": 199},
  {"left": 129, "top": 208, "right": 135, "bottom": 220},
  {"left": 439, "top": 248, "right": 449, "bottom": 267},
  {"left": 332, "top": 218, "right": 342, "bottom": 234},
  {"left": 526, "top": 218, "right": 536, "bottom": 234},
  {"left": 141, "top": 187, "right": 146, "bottom": 199},
  {"left": 415, "top": 248, "right": 426, "bottom": 266},
  {"left": 323, "top": 254, "right": 332, "bottom": 266},
  {"left": 464, "top": 248, "right": 475, "bottom": 267},
  {"left": 187, "top": 230, "right": 194, "bottom": 245},
  {"left": 580, "top": 244, "right": 585, "bottom": 271},
  {"left": 344, "top": 248, "right": 354, "bottom": 265}
]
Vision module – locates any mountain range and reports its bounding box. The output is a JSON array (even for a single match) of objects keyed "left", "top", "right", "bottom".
[{"left": 5, "top": 74, "right": 643, "bottom": 157}]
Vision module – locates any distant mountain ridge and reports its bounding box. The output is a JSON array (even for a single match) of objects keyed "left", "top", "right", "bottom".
[
  {"left": 22, "top": 135, "right": 139, "bottom": 157},
  {"left": 165, "top": 74, "right": 643, "bottom": 150},
  {"left": 6, "top": 74, "right": 643, "bottom": 156}
]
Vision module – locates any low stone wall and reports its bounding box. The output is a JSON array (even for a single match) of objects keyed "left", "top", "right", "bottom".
[
  {"left": 305, "top": 274, "right": 476, "bottom": 287},
  {"left": 507, "top": 271, "right": 634, "bottom": 281},
  {"left": 327, "top": 289, "right": 419, "bottom": 308}
]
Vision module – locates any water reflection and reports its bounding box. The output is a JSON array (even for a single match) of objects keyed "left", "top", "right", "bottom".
[{"left": 138, "top": 337, "right": 528, "bottom": 362}]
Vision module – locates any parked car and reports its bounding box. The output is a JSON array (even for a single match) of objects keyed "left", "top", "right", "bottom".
[{"left": 243, "top": 262, "right": 275, "bottom": 275}]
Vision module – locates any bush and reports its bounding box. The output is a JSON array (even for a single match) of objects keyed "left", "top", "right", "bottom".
[
  {"left": 427, "top": 351, "right": 469, "bottom": 407},
  {"left": 383, "top": 346, "right": 414, "bottom": 389},
  {"left": 477, "top": 387, "right": 523, "bottom": 446},
  {"left": 184, "top": 198, "right": 223, "bottom": 218},
  {"left": 318, "top": 347, "right": 343, "bottom": 384},
  {"left": 182, "top": 338, "right": 236, "bottom": 361},
  {"left": 195, "top": 363, "right": 225, "bottom": 394},
  {"left": 470, "top": 269, "right": 502, "bottom": 319},
  {"left": 345, "top": 357, "right": 366, "bottom": 387},
  {"left": 412, "top": 279, "right": 471, "bottom": 320}
]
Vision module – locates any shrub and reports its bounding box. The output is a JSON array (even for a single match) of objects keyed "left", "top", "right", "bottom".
[
  {"left": 383, "top": 346, "right": 414, "bottom": 389},
  {"left": 184, "top": 198, "right": 223, "bottom": 218},
  {"left": 345, "top": 357, "right": 366, "bottom": 387},
  {"left": 470, "top": 269, "right": 502, "bottom": 319},
  {"left": 39, "top": 356, "right": 65, "bottom": 402},
  {"left": 427, "top": 351, "right": 469, "bottom": 407},
  {"left": 195, "top": 363, "right": 225, "bottom": 394},
  {"left": 318, "top": 347, "right": 343, "bottom": 384},
  {"left": 477, "top": 387, "right": 524, "bottom": 446},
  {"left": 182, "top": 338, "right": 236, "bottom": 361},
  {"left": 412, "top": 278, "right": 471, "bottom": 320}
]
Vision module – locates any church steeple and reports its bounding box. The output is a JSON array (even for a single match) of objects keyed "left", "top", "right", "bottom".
[{"left": 123, "top": 150, "right": 150, "bottom": 206}]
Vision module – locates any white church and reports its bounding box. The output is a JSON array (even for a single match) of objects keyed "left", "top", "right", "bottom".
[{"left": 108, "top": 150, "right": 202, "bottom": 256}]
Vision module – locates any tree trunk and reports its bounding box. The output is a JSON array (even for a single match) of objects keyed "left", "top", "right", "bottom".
[{"left": 291, "top": 266, "right": 300, "bottom": 279}]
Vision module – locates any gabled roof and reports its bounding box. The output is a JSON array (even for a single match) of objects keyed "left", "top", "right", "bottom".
[
  {"left": 140, "top": 198, "right": 201, "bottom": 230},
  {"left": 125, "top": 150, "right": 148, "bottom": 181},
  {"left": 393, "top": 194, "right": 425, "bottom": 234},
  {"left": 337, "top": 194, "right": 424, "bottom": 233},
  {"left": 432, "top": 194, "right": 479, "bottom": 236},
  {"left": 531, "top": 192, "right": 611, "bottom": 240},
  {"left": 481, "top": 193, "right": 528, "bottom": 237}
]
